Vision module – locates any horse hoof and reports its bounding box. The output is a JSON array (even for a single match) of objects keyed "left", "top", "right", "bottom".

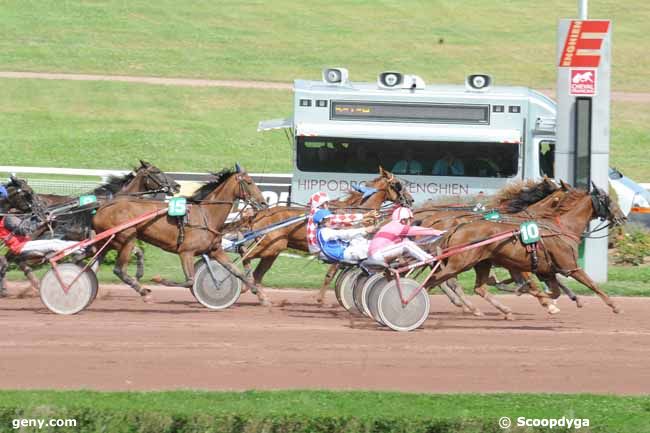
[
  {"left": 461, "top": 306, "right": 472, "bottom": 313},
  {"left": 613, "top": 306, "right": 622, "bottom": 314},
  {"left": 260, "top": 299, "right": 272, "bottom": 307},
  {"left": 504, "top": 313, "right": 515, "bottom": 321},
  {"left": 0, "top": 290, "right": 8, "bottom": 298},
  {"left": 472, "top": 309, "right": 484, "bottom": 317},
  {"left": 547, "top": 304, "right": 561, "bottom": 315},
  {"left": 150, "top": 275, "right": 163, "bottom": 284},
  {"left": 142, "top": 294, "right": 154, "bottom": 303}
]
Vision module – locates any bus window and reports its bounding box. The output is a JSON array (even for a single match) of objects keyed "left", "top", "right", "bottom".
[
  {"left": 296, "top": 137, "right": 519, "bottom": 177},
  {"left": 539, "top": 140, "right": 555, "bottom": 177}
]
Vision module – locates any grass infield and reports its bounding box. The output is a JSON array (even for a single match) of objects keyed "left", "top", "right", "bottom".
[
  {"left": 1, "top": 0, "right": 649, "bottom": 92},
  {"left": 0, "top": 78, "right": 649, "bottom": 181},
  {"left": 0, "top": 390, "right": 649, "bottom": 433}
]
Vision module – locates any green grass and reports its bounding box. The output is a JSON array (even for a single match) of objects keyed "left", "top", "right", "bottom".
[
  {"left": 0, "top": 390, "right": 648, "bottom": 433},
  {"left": 0, "top": 79, "right": 292, "bottom": 173},
  {"left": 1, "top": 78, "right": 649, "bottom": 181},
  {"left": 1, "top": 1, "right": 650, "bottom": 92}
]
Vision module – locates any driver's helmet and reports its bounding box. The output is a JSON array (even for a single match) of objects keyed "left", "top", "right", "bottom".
[
  {"left": 391, "top": 206, "right": 414, "bottom": 222},
  {"left": 309, "top": 192, "right": 330, "bottom": 210},
  {"left": 313, "top": 209, "right": 333, "bottom": 225}
]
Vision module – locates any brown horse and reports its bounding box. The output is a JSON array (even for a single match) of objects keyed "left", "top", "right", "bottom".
[
  {"left": 425, "top": 184, "right": 626, "bottom": 314},
  {"left": 92, "top": 166, "right": 269, "bottom": 303},
  {"left": 417, "top": 178, "right": 570, "bottom": 317},
  {"left": 229, "top": 167, "right": 413, "bottom": 303}
]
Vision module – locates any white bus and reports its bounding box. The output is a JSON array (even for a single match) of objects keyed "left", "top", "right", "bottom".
[{"left": 260, "top": 68, "right": 557, "bottom": 205}]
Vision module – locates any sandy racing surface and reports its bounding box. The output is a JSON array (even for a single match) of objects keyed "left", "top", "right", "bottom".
[{"left": 1, "top": 284, "right": 649, "bottom": 394}]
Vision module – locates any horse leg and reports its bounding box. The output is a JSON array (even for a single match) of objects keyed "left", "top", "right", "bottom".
[
  {"left": 316, "top": 263, "right": 339, "bottom": 305},
  {"left": 242, "top": 257, "right": 254, "bottom": 284},
  {"left": 112, "top": 238, "right": 151, "bottom": 301},
  {"left": 546, "top": 276, "right": 585, "bottom": 308},
  {"left": 252, "top": 255, "right": 279, "bottom": 287},
  {"left": 133, "top": 246, "right": 145, "bottom": 281},
  {"left": 153, "top": 252, "right": 195, "bottom": 288},
  {"left": 0, "top": 256, "right": 8, "bottom": 297},
  {"left": 443, "top": 278, "right": 482, "bottom": 316},
  {"left": 512, "top": 271, "right": 560, "bottom": 315},
  {"left": 568, "top": 269, "right": 620, "bottom": 313},
  {"left": 473, "top": 262, "right": 513, "bottom": 320},
  {"left": 211, "top": 249, "right": 271, "bottom": 307},
  {"left": 556, "top": 277, "right": 583, "bottom": 308},
  {"left": 19, "top": 262, "right": 40, "bottom": 295}
]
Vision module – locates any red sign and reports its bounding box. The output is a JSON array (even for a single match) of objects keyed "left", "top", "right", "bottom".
[
  {"left": 559, "top": 20, "right": 610, "bottom": 68},
  {"left": 570, "top": 69, "right": 596, "bottom": 95}
]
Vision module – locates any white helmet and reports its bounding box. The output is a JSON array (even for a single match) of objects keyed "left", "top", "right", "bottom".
[
  {"left": 391, "top": 206, "right": 414, "bottom": 221},
  {"left": 309, "top": 192, "right": 330, "bottom": 210}
]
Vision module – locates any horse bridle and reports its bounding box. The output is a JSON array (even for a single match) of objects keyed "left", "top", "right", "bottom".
[
  {"left": 388, "top": 176, "right": 413, "bottom": 206},
  {"left": 140, "top": 167, "right": 178, "bottom": 196},
  {"left": 236, "top": 174, "right": 266, "bottom": 212}
]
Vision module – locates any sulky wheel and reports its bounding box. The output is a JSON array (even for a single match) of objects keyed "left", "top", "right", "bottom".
[
  {"left": 40, "top": 263, "right": 96, "bottom": 315},
  {"left": 337, "top": 268, "right": 363, "bottom": 313},
  {"left": 192, "top": 260, "right": 241, "bottom": 310},
  {"left": 352, "top": 272, "right": 370, "bottom": 314},
  {"left": 360, "top": 273, "right": 388, "bottom": 319},
  {"left": 377, "top": 278, "right": 430, "bottom": 332},
  {"left": 334, "top": 267, "right": 354, "bottom": 306},
  {"left": 367, "top": 276, "right": 389, "bottom": 325},
  {"left": 86, "top": 268, "right": 99, "bottom": 306}
]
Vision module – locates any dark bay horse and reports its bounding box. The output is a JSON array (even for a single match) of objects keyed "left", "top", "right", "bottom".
[
  {"left": 92, "top": 166, "right": 270, "bottom": 304},
  {"left": 230, "top": 167, "right": 413, "bottom": 303},
  {"left": 426, "top": 184, "right": 626, "bottom": 314},
  {"left": 0, "top": 164, "right": 179, "bottom": 296},
  {"left": 37, "top": 160, "right": 180, "bottom": 207}
]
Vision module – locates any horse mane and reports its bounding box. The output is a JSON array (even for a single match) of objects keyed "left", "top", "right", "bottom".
[
  {"left": 189, "top": 168, "right": 236, "bottom": 202},
  {"left": 92, "top": 173, "right": 135, "bottom": 195},
  {"left": 330, "top": 190, "right": 362, "bottom": 206},
  {"left": 524, "top": 188, "right": 588, "bottom": 219},
  {"left": 497, "top": 179, "right": 560, "bottom": 213}
]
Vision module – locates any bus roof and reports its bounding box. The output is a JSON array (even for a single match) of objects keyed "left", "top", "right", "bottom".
[{"left": 294, "top": 79, "right": 547, "bottom": 102}]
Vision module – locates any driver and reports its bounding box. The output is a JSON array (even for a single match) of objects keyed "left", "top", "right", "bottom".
[
  {"left": 313, "top": 208, "right": 376, "bottom": 262},
  {"left": 369, "top": 207, "right": 445, "bottom": 263},
  {"left": 0, "top": 212, "right": 82, "bottom": 257}
]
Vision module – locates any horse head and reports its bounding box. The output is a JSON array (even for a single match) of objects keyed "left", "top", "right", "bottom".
[
  {"left": 133, "top": 161, "right": 181, "bottom": 195},
  {"left": 590, "top": 182, "right": 626, "bottom": 226},
  {"left": 4, "top": 177, "right": 45, "bottom": 216},
  {"left": 197, "top": 167, "right": 267, "bottom": 212},
  {"left": 368, "top": 167, "right": 413, "bottom": 206},
  {"left": 231, "top": 165, "right": 267, "bottom": 211}
]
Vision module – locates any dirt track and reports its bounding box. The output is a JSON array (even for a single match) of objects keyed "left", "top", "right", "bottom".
[
  {"left": 1, "top": 71, "right": 649, "bottom": 102},
  {"left": 1, "top": 284, "right": 649, "bottom": 394}
]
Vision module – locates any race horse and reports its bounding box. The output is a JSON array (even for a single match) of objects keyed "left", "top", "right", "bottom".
[
  {"left": 425, "top": 183, "right": 626, "bottom": 314},
  {"left": 0, "top": 164, "right": 179, "bottom": 296},
  {"left": 36, "top": 160, "right": 180, "bottom": 207},
  {"left": 415, "top": 178, "right": 573, "bottom": 317},
  {"left": 92, "top": 165, "right": 270, "bottom": 304},
  {"left": 229, "top": 167, "right": 414, "bottom": 303}
]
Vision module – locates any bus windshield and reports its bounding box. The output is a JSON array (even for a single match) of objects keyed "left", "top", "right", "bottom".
[{"left": 297, "top": 137, "right": 519, "bottom": 178}]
